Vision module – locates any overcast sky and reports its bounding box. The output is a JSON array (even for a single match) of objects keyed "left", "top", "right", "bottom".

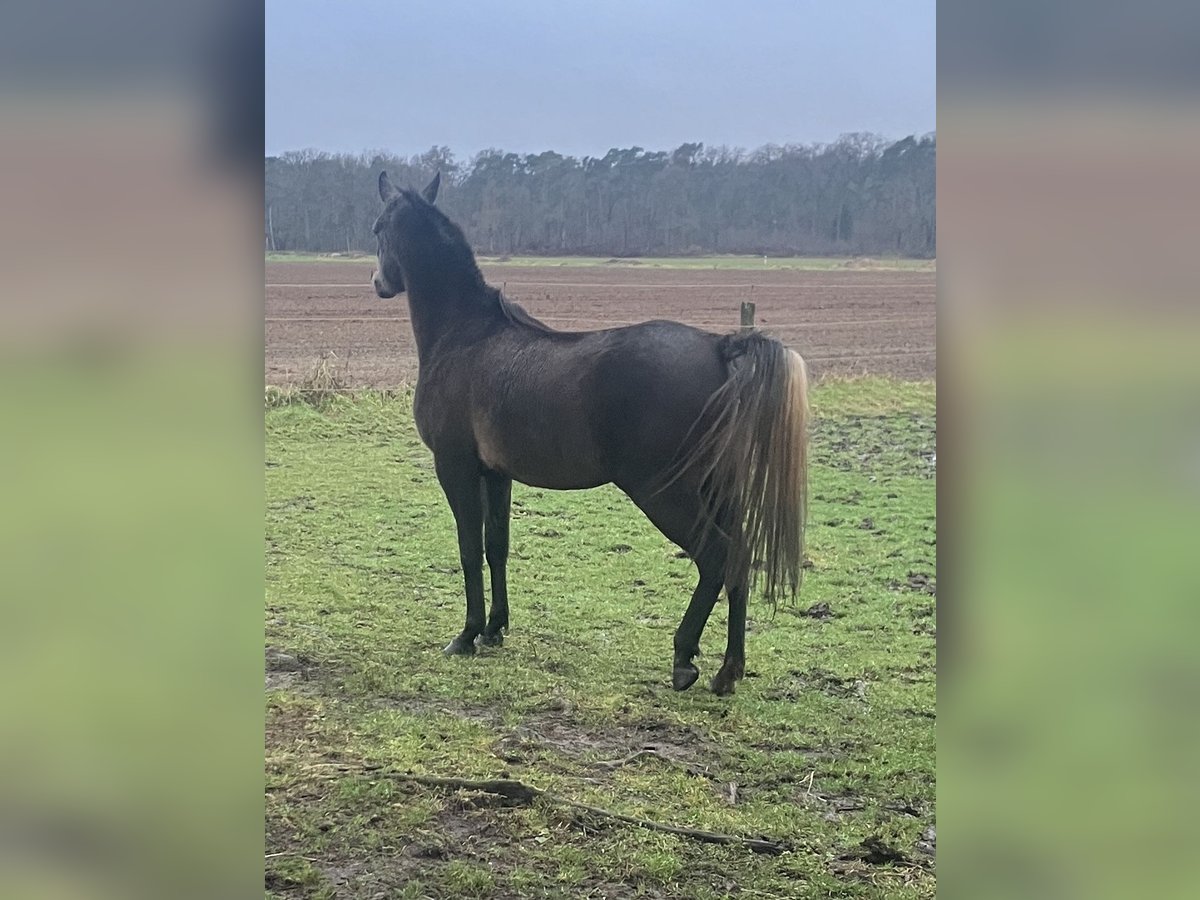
[{"left": 267, "top": 0, "right": 934, "bottom": 159}]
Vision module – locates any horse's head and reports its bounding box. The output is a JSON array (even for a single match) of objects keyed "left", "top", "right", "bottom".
[{"left": 371, "top": 170, "right": 441, "bottom": 298}]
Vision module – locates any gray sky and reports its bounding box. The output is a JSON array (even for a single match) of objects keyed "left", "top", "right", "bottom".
[{"left": 267, "top": 0, "right": 934, "bottom": 159}]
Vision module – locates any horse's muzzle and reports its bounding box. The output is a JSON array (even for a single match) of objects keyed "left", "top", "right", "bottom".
[{"left": 372, "top": 269, "right": 398, "bottom": 299}]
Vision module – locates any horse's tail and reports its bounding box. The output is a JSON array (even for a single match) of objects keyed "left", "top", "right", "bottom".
[{"left": 670, "top": 332, "right": 810, "bottom": 606}]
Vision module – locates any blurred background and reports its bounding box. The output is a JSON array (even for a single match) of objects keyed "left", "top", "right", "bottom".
[
  {"left": 939, "top": 2, "right": 1200, "bottom": 897},
  {"left": 0, "top": 2, "right": 263, "bottom": 898}
]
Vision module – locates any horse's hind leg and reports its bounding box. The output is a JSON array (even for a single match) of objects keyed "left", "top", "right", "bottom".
[
  {"left": 480, "top": 470, "right": 511, "bottom": 646},
  {"left": 710, "top": 577, "right": 748, "bottom": 696},
  {"left": 671, "top": 557, "right": 724, "bottom": 690},
  {"left": 627, "top": 484, "right": 725, "bottom": 691}
]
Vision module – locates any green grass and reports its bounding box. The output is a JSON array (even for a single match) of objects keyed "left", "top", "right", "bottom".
[
  {"left": 477, "top": 255, "right": 935, "bottom": 271},
  {"left": 265, "top": 377, "right": 936, "bottom": 898},
  {"left": 267, "top": 251, "right": 374, "bottom": 264},
  {"left": 266, "top": 251, "right": 935, "bottom": 272}
]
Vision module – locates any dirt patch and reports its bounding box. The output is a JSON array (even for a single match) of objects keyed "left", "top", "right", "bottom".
[
  {"left": 496, "top": 709, "right": 715, "bottom": 774},
  {"left": 374, "top": 695, "right": 506, "bottom": 728},
  {"left": 844, "top": 835, "right": 912, "bottom": 865},
  {"left": 792, "top": 601, "right": 838, "bottom": 620},
  {"left": 266, "top": 262, "right": 935, "bottom": 386},
  {"left": 747, "top": 733, "right": 861, "bottom": 758},
  {"left": 812, "top": 414, "right": 937, "bottom": 479},
  {"left": 893, "top": 571, "right": 936, "bottom": 595},
  {"left": 305, "top": 854, "right": 441, "bottom": 900},
  {"left": 265, "top": 647, "right": 317, "bottom": 691},
  {"left": 311, "top": 860, "right": 382, "bottom": 897},
  {"left": 366, "top": 697, "right": 716, "bottom": 777},
  {"left": 796, "top": 787, "right": 868, "bottom": 822},
  {"left": 826, "top": 832, "right": 936, "bottom": 896},
  {"left": 915, "top": 823, "right": 936, "bottom": 859},
  {"left": 763, "top": 668, "right": 869, "bottom": 703}
]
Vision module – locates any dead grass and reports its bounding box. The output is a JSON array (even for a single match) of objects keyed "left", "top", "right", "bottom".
[{"left": 266, "top": 353, "right": 353, "bottom": 410}]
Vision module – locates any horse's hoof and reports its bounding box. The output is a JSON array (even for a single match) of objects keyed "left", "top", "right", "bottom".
[
  {"left": 478, "top": 629, "right": 505, "bottom": 647},
  {"left": 672, "top": 664, "right": 700, "bottom": 691},
  {"left": 443, "top": 636, "right": 476, "bottom": 656},
  {"left": 710, "top": 668, "right": 738, "bottom": 696}
]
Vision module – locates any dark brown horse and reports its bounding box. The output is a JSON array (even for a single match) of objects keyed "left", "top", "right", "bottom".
[{"left": 371, "top": 171, "right": 809, "bottom": 695}]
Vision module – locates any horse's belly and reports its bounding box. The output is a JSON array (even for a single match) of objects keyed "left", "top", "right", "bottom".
[
  {"left": 477, "top": 432, "right": 607, "bottom": 490},
  {"left": 513, "top": 470, "right": 608, "bottom": 491}
]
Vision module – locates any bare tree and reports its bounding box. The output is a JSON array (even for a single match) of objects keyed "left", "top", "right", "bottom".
[{"left": 265, "top": 135, "right": 935, "bottom": 258}]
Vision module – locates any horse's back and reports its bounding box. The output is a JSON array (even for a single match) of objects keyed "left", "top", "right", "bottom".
[{"left": 586, "top": 321, "right": 727, "bottom": 489}]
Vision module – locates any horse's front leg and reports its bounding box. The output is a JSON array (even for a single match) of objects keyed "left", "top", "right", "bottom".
[
  {"left": 435, "top": 456, "right": 486, "bottom": 655},
  {"left": 480, "top": 470, "right": 511, "bottom": 646}
]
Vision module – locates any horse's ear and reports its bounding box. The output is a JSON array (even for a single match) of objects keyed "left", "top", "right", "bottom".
[
  {"left": 422, "top": 171, "right": 441, "bottom": 204},
  {"left": 379, "top": 170, "right": 399, "bottom": 202}
]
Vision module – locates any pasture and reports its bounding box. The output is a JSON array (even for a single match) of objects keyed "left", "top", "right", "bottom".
[{"left": 265, "top": 374, "right": 936, "bottom": 897}]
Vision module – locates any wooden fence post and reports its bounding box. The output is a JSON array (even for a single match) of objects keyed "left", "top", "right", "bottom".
[{"left": 740, "top": 301, "right": 756, "bottom": 332}]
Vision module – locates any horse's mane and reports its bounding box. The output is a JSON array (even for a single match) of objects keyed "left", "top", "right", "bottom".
[{"left": 494, "top": 287, "right": 555, "bottom": 333}]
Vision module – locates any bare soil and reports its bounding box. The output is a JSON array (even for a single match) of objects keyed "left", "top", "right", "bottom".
[{"left": 266, "top": 261, "right": 935, "bottom": 386}]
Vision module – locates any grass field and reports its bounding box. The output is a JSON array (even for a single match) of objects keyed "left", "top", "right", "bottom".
[
  {"left": 265, "top": 377, "right": 936, "bottom": 898},
  {"left": 265, "top": 251, "right": 935, "bottom": 272}
]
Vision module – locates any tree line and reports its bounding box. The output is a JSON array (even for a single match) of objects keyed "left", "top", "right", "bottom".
[{"left": 265, "top": 133, "right": 935, "bottom": 258}]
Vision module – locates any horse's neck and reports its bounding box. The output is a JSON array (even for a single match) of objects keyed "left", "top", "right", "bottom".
[
  {"left": 400, "top": 236, "right": 493, "bottom": 360},
  {"left": 406, "top": 283, "right": 494, "bottom": 361}
]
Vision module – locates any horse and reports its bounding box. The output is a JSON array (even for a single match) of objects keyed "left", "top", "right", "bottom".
[{"left": 371, "top": 171, "right": 809, "bottom": 695}]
